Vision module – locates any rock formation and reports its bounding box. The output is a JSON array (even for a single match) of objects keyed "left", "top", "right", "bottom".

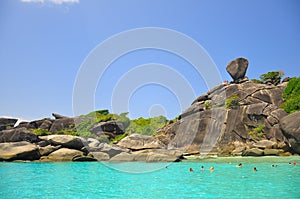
[
  {"left": 0, "top": 141, "right": 40, "bottom": 161},
  {"left": 39, "top": 135, "right": 84, "bottom": 150},
  {"left": 0, "top": 57, "right": 298, "bottom": 161},
  {"left": 159, "top": 79, "right": 289, "bottom": 156},
  {"left": 117, "top": 134, "right": 165, "bottom": 150},
  {"left": 0, "top": 118, "right": 18, "bottom": 131},
  {"left": 226, "top": 57, "right": 249, "bottom": 83},
  {"left": 280, "top": 111, "right": 300, "bottom": 153},
  {"left": 157, "top": 58, "right": 296, "bottom": 157},
  {"left": 0, "top": 127, "right": 39, "bottom": 143}
]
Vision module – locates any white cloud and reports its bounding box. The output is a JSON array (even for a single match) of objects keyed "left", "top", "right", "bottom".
[{"left": 20, "top": 0, "right": 79, "bottom": 4}]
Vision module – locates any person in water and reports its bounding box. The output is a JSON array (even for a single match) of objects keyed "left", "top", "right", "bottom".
[
  {"left": 236, "top": 163, "right": 243, "bottom": 168},
  {"left": 293, "top": 162, "right": 297, "bottom": 166},
  {"left": 209, "top": 167, "right": 214, "bottom": 172},
  {"left": 189, "top": 168, "right": 194, "bottom": 172},
  {"left": 201, "top": 166, "right": 205, "bottom": 171},
  {"left": 253, "top": 167, "right": 257, "bottom": 172}
]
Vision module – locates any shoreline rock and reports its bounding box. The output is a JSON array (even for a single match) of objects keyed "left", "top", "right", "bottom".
[{"left": 0, "top": 58, "right": 299, "bottom": 162}]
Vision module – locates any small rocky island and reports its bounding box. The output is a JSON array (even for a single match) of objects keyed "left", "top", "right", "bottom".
[{"left": 0, "top": 58, "right": 299, "bottom": 162}]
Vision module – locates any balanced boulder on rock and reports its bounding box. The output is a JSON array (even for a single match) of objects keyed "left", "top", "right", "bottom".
[{"left": 226, "top": 57, "right": 248, "bottom": 82}]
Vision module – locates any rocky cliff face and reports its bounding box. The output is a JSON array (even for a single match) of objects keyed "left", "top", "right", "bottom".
[
  {"left": 159, "top": 80, "right": 290, "bottom": 156},
  {"left": 157, "top": 58, "right": 299, "bottom": 156}
]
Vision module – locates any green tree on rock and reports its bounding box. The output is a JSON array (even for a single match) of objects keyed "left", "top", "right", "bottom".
[
  {"left": 281, "top": 77, "right": 300, "bottom": 113},
  {"left": 260, "top": 71, "right": 284, "bottom": 85}
]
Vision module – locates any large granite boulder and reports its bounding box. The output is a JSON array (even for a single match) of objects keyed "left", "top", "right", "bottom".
[
  {"left": 88, "top": 143, "right": 128, "bottom": 157},
  {"left": 0, "top": 118, "right": 18, "bottom": 131},
  {"left": 39, "top": 119, "right": 53, "bottom": 130},
  {"left": 39, "top": 135, "right": 84, "bottom": 150},
  {"left": 242, "top": 148, "right": 264, "bottom": 156},
  {"left": 52, "top": 113, "right": 68, "bottom": 119},
  {"left": 226, "top": 58, "right": 248, "bottom": 82},
  {"left": 72, "top": 155, "right": 97, "bottom": 162},
  {"left": 0, "top": 127, "right": 39, "bottom": 143},
  {"left": 88, "top": 138, "right": 101, "bottom": 147},
  {"left": 39, "top": 145, "right": 61, "bottom": 156},
  {"left": 146, "top": 152, "right": 180, "bottom": 162},
  {"left": 253, "top": 140, "right": 277, "bottom": 149},
  {"left": 90, "top": 121, "right": 125, "bottom": 139},
  {"left": 0, "top": 141, "right": 40, "bottom": 161},
  {"left": 89, "top": 152, "right": 110, "bottom": 161},
  {"left": 280, "top": 112, "right": 300, "bottom": 154},
  {"left": 45, "top": 148, "right": 83, "bottom": 161},
  {"left": 117, "top": 134, "right": 165, "bottom": 150},
  {"left": 132, "top": 149, "right": 183, "bottom": 162},
  {"left": 91, "top": 121, "right": 125, "bottom": 133},
  {"left": 22, "top": 118, "right": 53, "bottom": 130},
  {"left": 263, "top": 148, "right": 281, "bottom": 156},
  {"left": 49, "top": 118, "right": 75, "bottom": 134},
  {"left": 109, "top": 152, "right": 135, "bottom": 162}
]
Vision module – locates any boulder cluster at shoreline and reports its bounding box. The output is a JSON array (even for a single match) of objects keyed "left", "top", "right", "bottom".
[{"left": 1, "top": 57, "right": 299, "bottom": 162}]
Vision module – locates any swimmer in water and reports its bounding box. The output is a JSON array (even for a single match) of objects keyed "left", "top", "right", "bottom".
[
  {"left": 293, "top": 162, "right": 297, "bottom": 166},
  {"left": 209, "top": 167, "right": 214, "bottom": 172},
  {"left": 253, "top": 167, "right": 257, "bottom": 172},
  {"left": 201, "top": 166, "right": 204, "bottom": 171},
  {"left": 189, "top": 168, "right": 194, "bottom": 172},
  {"left": 236, "top": 163, "right": 243, "bottom": 168}
]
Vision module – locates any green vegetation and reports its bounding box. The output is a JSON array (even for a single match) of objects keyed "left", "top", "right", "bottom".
[
  {"left": 281, "top": 77, "right": 300, "bottom": 113},
  {"left": 252, "top": 71, "right": 284, "bottom": 85},
  {"left": 260, "top": 71, "right": 284, "bottom": 85},
  {"left": 86, "top": 109, "right": 109, "bottom": 116},
  {"left": 111, "top": 133, "right": 128, "bottom": 143},
  {"left": 37, "top": 109, "right": 168, "bottom": 140},
  {"left": 225, "top": 94, "right": 240, "bottom": 108},
  {"left": 248, "top": 124, "right": 265, "bottom": 139},
  {"left": 204, "top": 101, "right": 210, "bottom": 109},
  {"left": 79, "top": 131, "right": 108, "bottom": 142},
  {"left": 5, "top": 126, "right": 12, "bottom": 130},
  {"left": 97, "top": 135, "right": 110, "bottom": 143},
  {"left": 76, "top": 110, "right": 112, "bottom": 133},
  {"left": 30, "top": 128, "right": 51, "bottom": 136},
  {"left": 76, "top": 111, "right": 130, "bottom": 134},
  {"left": 76, "top": 118, "right": 98, "bottom": 134},
  {"left": 56, "top": 129, "right": 79, "bottom": 136},
  {"left": 115, "top": 112, "right": 130, "bottom": 129},
  {"left": 251, "top": 79, "right": 263, "bottom": 84},
  {"left": 126, "top": 116, "right": 167, "bottom": 136},
  {"left": 69, "top": 130, "right": 109, "bottom": 143}
]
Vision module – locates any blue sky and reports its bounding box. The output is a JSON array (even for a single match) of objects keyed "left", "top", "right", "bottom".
[{"left": 0, "top": 0, "right": 299, "bottom": 120}]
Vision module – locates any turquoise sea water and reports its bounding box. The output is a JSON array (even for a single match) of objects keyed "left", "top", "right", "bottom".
[{"left": 1, "top": 157, "right": 300, "bottom": 199}]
